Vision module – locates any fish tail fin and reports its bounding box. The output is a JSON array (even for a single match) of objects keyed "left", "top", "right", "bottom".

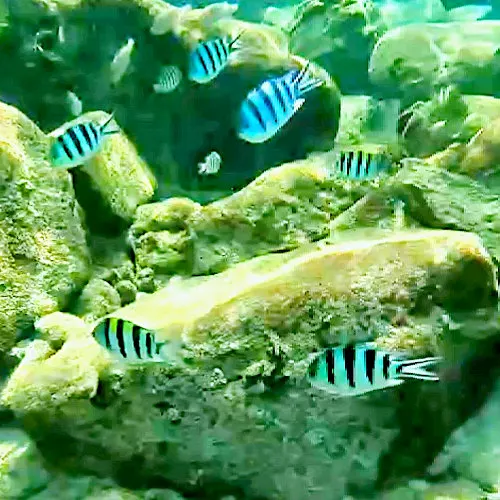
[
  {"left": 397, "top": 356, "right": 442, "bottom": 381},
  {"left": 157, "top": 338, "right": 185, "bottom": 366},
  {"left": 100, "top": 112, "right": 120, "bottom": 136},
  {"left": 294, "top": 62, "right": 324, "bottom": 95},
  {"left": 228, "top": 31, "right": 245, "bottom": 51}
]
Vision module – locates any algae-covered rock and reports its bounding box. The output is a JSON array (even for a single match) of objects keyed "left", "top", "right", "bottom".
[
  {"left": 130, "top": 154, "right": 373, "bottom": 278},
  {"left": 330, "top": 159, "right": 500, "bottom": 266},
  {"left": 1, "top": 314, "right": 109, "bottom": 413},
  {"left": 3, "top": 229, "right": 496, "bottom": 499},
  {"left": 400, "top": 92, "right": 500, "bottom": 159},
  {"left": 428, "top": 378, "right": 500, "bottom": 491},
  {"left": 72, "top": 277, "right": 122, "bottom": 323},
  {"left": 0, "top": 101, "right": 90, "bottom": 356},
  {"left": 369, "top": 21, "right": 500, "bottom": 101}
]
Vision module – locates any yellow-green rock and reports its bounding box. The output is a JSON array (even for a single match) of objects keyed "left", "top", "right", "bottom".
[
  {"left": 0, "top": 101, "right": 90, "bottom": 356},
  {"left": 330, "top": 159, "right": 500, "bottom": 265},
  {"left": 1, "top": 314, "right": 109, "bottom": 414},
  {"left": 72, "top": 277, "right": 122, "bottom": 324},
  {"left": 130, "top": 155, "right": 373, "bottom": 278},
  {"left": 2, "top": 228, "right": 496, "bottom": 499}
]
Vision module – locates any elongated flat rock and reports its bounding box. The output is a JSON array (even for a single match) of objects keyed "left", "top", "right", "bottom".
[{"left": 114, "top": 228, "right": 496, "bottom": 373}]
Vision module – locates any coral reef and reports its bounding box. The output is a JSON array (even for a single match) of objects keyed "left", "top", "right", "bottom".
[{"left": 4, "top": 0, "right": 340, "bottom": 201}]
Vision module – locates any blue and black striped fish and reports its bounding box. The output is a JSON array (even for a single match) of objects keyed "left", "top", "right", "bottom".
[
  {"left": 238, "top": 62, "right": 324, "bottom": 144},
  {"left": 188, "top": 33, "right": 243, "bottom": 84},
  {"left": 49, "top": 114, "right": 118, "bottom": 168},
  {"left": 92, "top": 317, "right": 166, "bottom": 362},
  {"left": 307, "top": 343, "right": 441, "bottom": 397},
  {"left": 331, "top": 149, "right": 392, "bottom": 180}
]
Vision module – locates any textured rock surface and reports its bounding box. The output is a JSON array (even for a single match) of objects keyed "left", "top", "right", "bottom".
[
  {"left": 0, "top": 428, "right": 51, "bottom": 499},
  {"left": 130, "top": 154, "right": 373, "bottom": 278},
  {"left": 330, "top": 160, "right": 500, "bottom": 265},
  {"left": 0, "top": 101, "right": 90, "bottom": 356},
  {"left": 369, "top": 21, "right": 500, "bottom": 101},
  {"left": 428, "top": 378, "right": 500, "bottom": 491},
  {"left": 1, "top": 229, "right": 496, "bottom": 499}
]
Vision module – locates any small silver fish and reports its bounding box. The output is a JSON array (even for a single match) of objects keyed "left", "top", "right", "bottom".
[
  {"left": 308, "top": 343, "right": 441, "bottom": 397},
  {"left": 92, "top": 317, "right": 166, "bottom": 362},
  {"left": 198, "top": 151, "right": 222, "bottom": 175},
  {"left": 330, "top": 148, "right": 392, "bottom": 180},
  {"left": 66, "top": 91, "right": 82, "bottom": 117},
  {"left": 153, "top": 65, "right": 182, "bottom": 94},
  {"left": 49, "top": 114, "right": 118, "bottom": 168},
  {"left": 110, "top": 38, "right": 135, "bottom": 85},
  {"left": 188, "top": 33, "right": 243, "bottom": 84}
]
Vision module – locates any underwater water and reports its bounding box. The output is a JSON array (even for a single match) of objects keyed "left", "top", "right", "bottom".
[{"left": 1, "top": 0, "right": 500, "bottom": 499}]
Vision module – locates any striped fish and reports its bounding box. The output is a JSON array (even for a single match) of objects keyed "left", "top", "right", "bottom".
[
  {"left": 308, "top": 343, "right": 441, "bottom": 397},
  {"left": 238, "top": 62, "right": 324, "bottom": 144},
  {"left": 49, "top": 114, "right": 118, "bottom": 168},
  {"left": 92, "top": 317, "right": 166, "bottom": 362},
  {"left": 198, "top": 151, "right": 222, "bottom": 175},
  {"left": 331, "top": 149, "right": 392, "bottom": 180},
  {"left": 153, "top": 65, "right": 182, "bottom": 94},
  {"left": 188, "top": 33, "right": 242, "bottom": 84}
]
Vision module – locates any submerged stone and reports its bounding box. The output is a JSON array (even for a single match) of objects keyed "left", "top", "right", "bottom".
[
  {"left": 0, "top": 101, "right": 90, "bottom": 356},
  {"left": 2, "top": 229, "right": 494, "bottom": 498},
  {"left": 130, "top": 154, "right": 372, "bottom": 279},
  {"left": 369, "top": 21, "right": 500, "bottom": 100}
]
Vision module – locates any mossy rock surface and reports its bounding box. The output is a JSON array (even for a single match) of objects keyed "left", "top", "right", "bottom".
[
  {"left": 2, "top": 228, "right": 496, "bottom": 499},
  {"left": 130, "top": 153, "right": 373, "bottom": 278},
  {"left": 369, "top": 21, "right": 500, "bottom": 103},
  {"left": 0, "top": 101, "right": 90, "bottom": 356}
]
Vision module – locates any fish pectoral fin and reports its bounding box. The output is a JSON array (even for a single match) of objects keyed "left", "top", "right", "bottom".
[
  {"left": 294, "top": 98, "right": 306, "bottom": 112},
  {"left": 398, "top": 356, "right": 442, "bottom": 381}
]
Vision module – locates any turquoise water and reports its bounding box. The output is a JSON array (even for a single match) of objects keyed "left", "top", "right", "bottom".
[{"left": 0, "top": 0, "right": 500, "bottom": 499}]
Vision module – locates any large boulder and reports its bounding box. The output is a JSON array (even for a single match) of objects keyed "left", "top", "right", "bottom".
[
  {"left": 129, "top": 153, "right": 373, "bottom": 279},
  {"left": 1, "top": 229, "right": 497, "bottom": 499},
  {"left": 0, "top": 101, "right": 90, "bottom": 355}
]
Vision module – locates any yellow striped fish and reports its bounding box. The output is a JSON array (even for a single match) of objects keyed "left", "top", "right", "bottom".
[{"left": 92, "top": 317, "right": 167, "bottom": 362}]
